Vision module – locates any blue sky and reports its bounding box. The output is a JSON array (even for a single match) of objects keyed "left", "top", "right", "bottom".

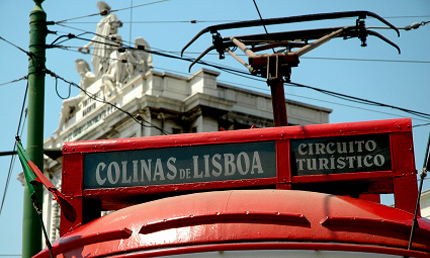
[{"left": 0, "top": 0, "right": 429, "bottom": 255}]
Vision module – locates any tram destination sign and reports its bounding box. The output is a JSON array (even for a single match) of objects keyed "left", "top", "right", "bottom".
[
  {"left": 83, "top": 141, "right": 277, "bottom": 189},
  {"left": 290, "top": 134, "right": 391, "bottom": 176}
]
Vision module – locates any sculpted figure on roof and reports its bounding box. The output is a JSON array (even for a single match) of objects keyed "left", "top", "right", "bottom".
[
  {"left": 78, "top": 1, "right": 123, "bottom": 79},
  {"left": 53, "top": 2, "right": 155, "bottom": 134}
]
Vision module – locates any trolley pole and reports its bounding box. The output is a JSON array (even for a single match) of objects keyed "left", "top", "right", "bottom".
[
  {"left": 22, "top": 0, "right": 46, "bottom": 257},
  {"left": 268, "top": 78, "right": 288, "bottom": 127}
]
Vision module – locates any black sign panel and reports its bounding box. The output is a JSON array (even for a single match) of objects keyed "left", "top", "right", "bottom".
[
  {"left": 291, "top": 134, "right": 391, "bottom": 176},
  {"left": 83, "top": 141, "right": 277, "bottom": 189}
]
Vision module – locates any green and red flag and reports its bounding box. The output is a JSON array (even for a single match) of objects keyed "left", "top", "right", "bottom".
[{"left": 16, "top": 140, "right": 76, "bottom": 222}]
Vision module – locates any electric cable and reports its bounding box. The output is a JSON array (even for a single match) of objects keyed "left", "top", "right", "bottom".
[
  {"left": 148, "top": 65, "right": 430, "bottom": 124},
  {"left": 251, "top": 0, "right": 275, "bottom": 54},
  {"left": 252, "top": 0, "right": 269, "bottom": 34},
  {"left": 413, "top": 122, "right": 430, "bottom": 128},
  {"left": 61, "top": 20, "right": 240, "bottom": 24},
  {"left": 286, "top": 81, "right": 430, "bottom": 120},
  {"left": 55, "top": 0, "right": 170, "bottom": 24},
  {"left": 50, "top": 23, "right": 430, "bottom": 65},
  {"left": 0, "top": 76, "right": 28, "bottom": 87},
  {"left": 0, "top": 36, "right": 31, "bottom": 56},
  {"left": 0, "top": 80, "right": 28, "bottom": 218},
  {"left": 368, "top": 20, "right": 429, "bottom": 31}
]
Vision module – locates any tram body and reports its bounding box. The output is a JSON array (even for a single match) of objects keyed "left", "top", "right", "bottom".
[{"left": 33, "top": 118, "right": 430, "bottom": 258}]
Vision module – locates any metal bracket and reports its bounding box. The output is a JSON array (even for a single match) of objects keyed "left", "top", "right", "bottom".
[{"left": 183, "top": 11, "right": 400, "bottom": 76}]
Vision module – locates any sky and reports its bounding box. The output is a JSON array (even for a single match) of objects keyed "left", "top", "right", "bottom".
[{"left": 0, "top": 0, "right": 429, "bottom": 256}]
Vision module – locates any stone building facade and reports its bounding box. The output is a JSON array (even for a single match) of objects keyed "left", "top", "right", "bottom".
[{"left": 421, "top": 189, "right": 430, "bottom": 219}]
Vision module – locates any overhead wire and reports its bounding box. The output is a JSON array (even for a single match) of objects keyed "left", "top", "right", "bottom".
[
  {"left": 146, "top": 64, "right": 430, "bottom": 124},
  {"left": 47, "top": 29, "right": 430, "bottom": 124},
  {"left": 413, "top": 122, "right": 430, "bottom": 128},
  {"left": 0, "top": 36, "right": 31, "bottom": 56},
  {"left": 251, "top": 0, "right": 276, "bottom": 55},
  {"left": 0, "top": 80, "right": 28, "bottom": 218},
  {"left": 55, "top": 0, "right": 170, "bottom": 24},
  {"left": 0, "top": 76, "right": 28, "bottom": 87},
  {"left": 368, "top": 20, "right": 429, "bottom": 31},
  {"left": 52, "top": 17, "right": 430, "bottom": 65},
  {"left": 252, "top": 0, "right": 269, "bottom": 34},
  {"left": 61, "top": 20, "right": 240, "bottom": 24},
  {"left": 287, "top": 81, "right": 430, "bottom": 120}
]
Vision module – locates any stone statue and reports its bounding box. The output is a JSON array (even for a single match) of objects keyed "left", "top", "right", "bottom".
[
  {"left": 75, "top": 58, "right": 96, "bottom": 89},
  {"left": 100, "top": 37, "right": 153, "bottom": 95},
  {"left": 52, "top": 2, "right": 156, "bottom": 135},
  {"left": 100, "top": 35, "right": 128, "bottom": 96},
  {"left": 53, "top": 59, "right": 95, "bottom": 134},
  {"left": 78, "top": 1, "right": 123, "bottom": 79},
  {"left": 131, "top": 37, "right": 153, "bottom": 76}
]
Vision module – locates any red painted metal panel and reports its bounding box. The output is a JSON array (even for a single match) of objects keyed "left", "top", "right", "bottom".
[
  {"left": 61, "top": 153, "right": 84, "bottom": 235},
  {"left": 33, "top": 190, "right": 430, "bottom": 258},
  {"left": 275, "top": 139, "right": 290, "bottom": 184},
  {"left": 62, "top": 118, "right": 412, "bottom": 154},
  {"left": 59, "top": 118, "right": 418, "bottom": 233}
]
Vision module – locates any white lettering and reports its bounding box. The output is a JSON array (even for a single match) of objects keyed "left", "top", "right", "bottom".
[
  {"left": 315, "top": 143, "right": 325, "bottom": 155},
  {"left": 237, "top": 152, "right": 250, "bottom": 175},
  {"left": 363, "top": 155, "right": 373, "bottom": 167},
  {"left": 374, "top": 154, "right": 385, "bottom": 166},
  {"left": 166, "top": 157, "right": 177, "bottom": 180},
  {"left": 365, "top": 140, "right": 377, "bottom": 152},
  {"left": 296, "top": 159, "right": 306, "bottom": 171},
  {"left": 140, "top": 160, "right": 152, "bottom": 182},
  {"left": 193, "top": 155, "right": 203, "bottom": 178},
  {"left": 298, "top": 143, "right": 307, "bottom": 155},
  {"left": 224, "top": 153, "right": 236, "bottom": 176},
  {"left": 203, "top": 155, "right": 210, "bottom": 177},
  {"left": 96, "top": 162, "right": 106, "bottom": 185},
  {"left": 107, "top": 162, "right": 120, "bottom": 184},
  {"left": 326, "top": 142, "right": 335, "bottom": 154},
  {"left": 251, "top": 151, "right": 264, "bottom": 174},
  {"left": 132, "top": 160, "right": 139, "bottom": 183},
  {"left": 153, "top": 159, "right": 165, "bottom": 181},
  {"left": 121, "top": 161, "right": 132, "bottom": 183},
  {"left": 211, "top": 154, "right": 222, "bottom": 177}
]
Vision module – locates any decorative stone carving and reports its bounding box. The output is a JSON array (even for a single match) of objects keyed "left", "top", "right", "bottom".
[
  {"left": 131, "top": 37, "right": 153, "bottom": 75},
  {"left": 54, "top": 1, "right": 154, "bottom": 134},
  {"left": 78, "top": 1, "right": 123, "bottom": 79},
  {"left": 101, "top": 35, "right": 125, "bottom": 96},
  {"left": 75, "top": 58, "right": 96, "bottom": 89}
]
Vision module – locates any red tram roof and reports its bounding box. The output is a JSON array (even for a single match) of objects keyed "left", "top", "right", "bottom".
[{"left": 34, "top": 189, "right": 430, "bottom": 258}]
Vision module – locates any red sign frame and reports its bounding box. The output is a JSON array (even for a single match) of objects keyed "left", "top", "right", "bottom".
[{"left": 60, "top": 118, "right": 418, "bottom": 234}]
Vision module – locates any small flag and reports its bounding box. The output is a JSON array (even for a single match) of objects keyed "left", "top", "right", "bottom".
[{"left": 16, "top": 139, "right": 76, "bottom": 222}]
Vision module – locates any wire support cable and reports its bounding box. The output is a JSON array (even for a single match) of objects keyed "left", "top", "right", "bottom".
[
  {"left": 287, "top": 81, "right": 430, "bottom": 120},
  {"left": 64, "top": 19, "right": 240, "bottom": 24},
  {"left": 55, "top": 0, "right": 170, "bottom": 24},
  {"left": 0, "top": 80, "right": 29, "bottom": 218},
  {"left": 369, "top": 20, "right": 429, "bottom": 31},
  {"left": 0, "top": 36, "right": 31, "bottom": 56},
  {"left": 0, "top": 76, "right": 28, "bottom": 87}
]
